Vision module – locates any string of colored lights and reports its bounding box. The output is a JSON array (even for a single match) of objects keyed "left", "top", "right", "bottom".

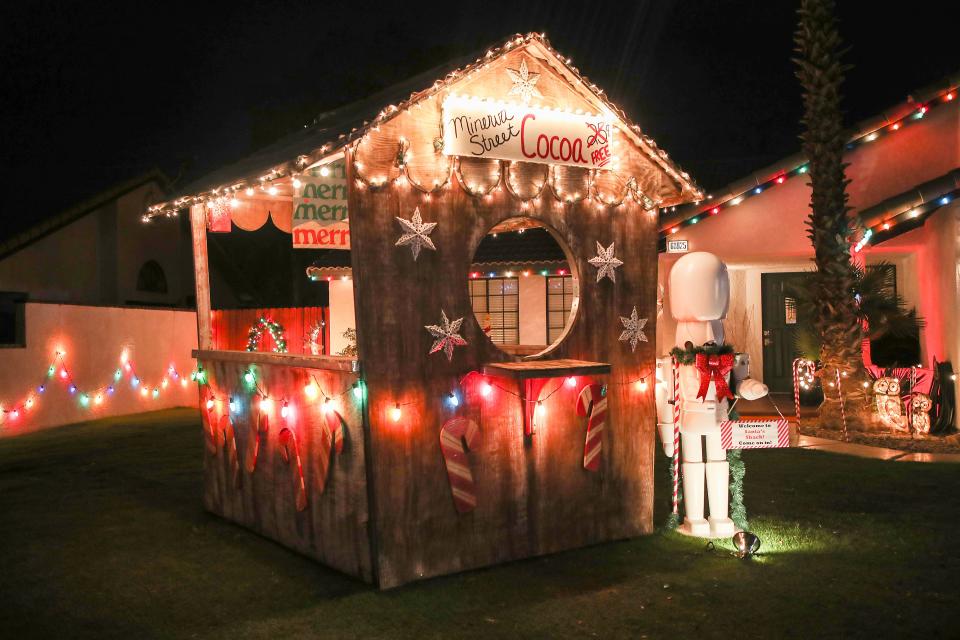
[
  {"left": 0, "top": 349, "right": 194, "bottom": 425},
  {"left": 141, "top": 32, "right": 697, "bottom": 222},
  {"left": 661, "top": 87, "right": 958, "bottom": 241}
]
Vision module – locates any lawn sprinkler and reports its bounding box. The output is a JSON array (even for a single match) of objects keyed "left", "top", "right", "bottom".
[{"left": 732, "top": 531, "right": 761, "bottom": 558}]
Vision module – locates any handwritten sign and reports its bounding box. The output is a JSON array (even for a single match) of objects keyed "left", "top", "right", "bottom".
[
  {"left": 720, "top": 419, "right": 790, "bottom": 449},
  {"left": 442, "top": 96, "right": 614, "bottom": 170},
  {"left": 666, "top": 239, "right": 689, "bottom": 253},
  {"left": 293, "top": 159, "right": 349, "bottom": 249}
]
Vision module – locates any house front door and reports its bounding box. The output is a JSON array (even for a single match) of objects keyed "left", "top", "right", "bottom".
[{"left": 761, "top": 272, "right": 808, "bottom": 393}]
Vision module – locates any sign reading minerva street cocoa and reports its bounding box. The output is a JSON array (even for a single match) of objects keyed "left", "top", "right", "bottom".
[
  {"left": 441, "top": 96, "right": 614, "bottom": 170},
  {"left": 293, "top": 159, "right": 349, "bottom": 249}
]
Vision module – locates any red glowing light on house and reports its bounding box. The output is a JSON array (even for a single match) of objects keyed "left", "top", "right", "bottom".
[
  {"left": 670, "top": 227, "right": 679, "bottom": 234},
  {"left": 710, "top": 207, "right": 720, "bottom": 215},
  {"left": 775, "top": 175, "right": 786, "bottom": 184},
  {"left": 946, "top": 92, "right": 955, "bottom": 102},
  {"left": 891, "top": 122, "right": 901, "bottom": 131},
  {"left": 882, "top": 222, "right": 891, "bottom": 230},
  {"left": 558, "top": 269, "right": 567, "bottom": 276}
]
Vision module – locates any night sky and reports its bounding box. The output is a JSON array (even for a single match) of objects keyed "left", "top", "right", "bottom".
[{"left": 2, "top": 1, "right": 956, "bottom": 241}]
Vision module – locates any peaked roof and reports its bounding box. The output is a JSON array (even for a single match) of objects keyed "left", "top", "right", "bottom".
[
  {"left": 147, "top": 32, "right": 701, "bottom": 217},
  {"left": 659, "top": 70, "right": 960, "bottom": 242},
  {"left": 0, "top": 169, "right": 168, "bottom": 261}
]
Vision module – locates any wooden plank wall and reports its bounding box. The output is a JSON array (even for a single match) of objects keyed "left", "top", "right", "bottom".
[
  {"left": 200, "top": 356, "right": 372, "bottom": 582},
  {"left": 349, "top": 160, "right": 658, "bottom": 588},
  {"left": 211, "top": 307, "right": 329, "bottom": 355}
]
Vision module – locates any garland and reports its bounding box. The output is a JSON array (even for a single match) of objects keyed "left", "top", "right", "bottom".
[
  {"left": 669, "top": 342, "right": 735, "bottom": 366},
  {"left": 246, "top": 317, "right": 288, "bottom": 353}
]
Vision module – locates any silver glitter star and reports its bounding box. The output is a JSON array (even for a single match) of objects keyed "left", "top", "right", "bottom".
[
  {"left": 506, "top": 59, "right": 542, "bottom": 103},
  {"left": 618, "top": 306, "right": 648, "bottom": 352},
  {"left": 395, "top": 207, "right": 437, "bottom": 260},
  {"left": 425, "top": 310, "right": 467, "bottom": 361},
  {"left": 588, "top": 241, "right": 624, "bottom": 283}
]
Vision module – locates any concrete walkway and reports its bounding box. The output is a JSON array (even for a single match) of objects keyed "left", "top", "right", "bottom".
[{"left": 796, "top": 434, "right": 960, "bottom": 463}]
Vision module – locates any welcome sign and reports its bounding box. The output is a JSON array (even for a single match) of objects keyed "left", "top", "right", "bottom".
[
  {"left": 442, "top": 96, "right": 614, "bottom": 170},
  {"left": 720, "top": 419, "right": 790, "bottom": 450},
  {"left": 293, "top": 159, "right": 349, "bottom": 249}
]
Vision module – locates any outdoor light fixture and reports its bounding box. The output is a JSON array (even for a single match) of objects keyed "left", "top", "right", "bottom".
[{"left": 732, "top": 531, "right": 761, "bottom": 558}]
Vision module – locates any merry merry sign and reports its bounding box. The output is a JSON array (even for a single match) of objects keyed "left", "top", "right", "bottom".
[
  {"left": 293, "top": 159, "right": 349, "bottom": 249},
  {"left": 442, "top": 96, "right": 614, "bottom": 170}
]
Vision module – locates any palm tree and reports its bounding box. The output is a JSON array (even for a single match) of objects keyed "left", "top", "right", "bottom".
[
  {"left": 794, "top": 0, "right": 871, "bottom": 429},
  {"left": 792, "top": 262, "right": 925, "bottom": 365}
]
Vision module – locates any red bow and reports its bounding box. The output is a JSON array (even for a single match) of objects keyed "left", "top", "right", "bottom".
[{"left": 694, "top": 353, "right": 735, "bottom": 401}]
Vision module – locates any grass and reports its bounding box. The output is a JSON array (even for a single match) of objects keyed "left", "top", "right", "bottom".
[{"left": 1, "top": 408, "right": 958, "bottom": 639}]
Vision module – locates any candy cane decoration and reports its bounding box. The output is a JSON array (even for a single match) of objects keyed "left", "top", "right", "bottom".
[
  {"left": 439, "top": 417, "right": 480, "bottom": 513},
  {"left": 314, "top": 409, "right": 345, "bottom": 494},
  {"left": 218, "top": 415, "right": 242, "bottom": 489},
  {"left": 278, "top": 427, "right": 308, "bottom": 512},
  {"left": 203, "top": 392, "right": 219, "bottom": 455},
  {"left": 835, "top": 369, "right": 848, "bottom": 441},
  {"left": 792, "top": 358, "right": 802, "bottom": 432},
  {"left": 576, "top": 383, "right": 607, "bottom": 472},
  {"left": 671, "top": 356, "right": 681, "bottom": 516},
  {"left": 244, "top": 410, "right": 269, "bottom": 473}
]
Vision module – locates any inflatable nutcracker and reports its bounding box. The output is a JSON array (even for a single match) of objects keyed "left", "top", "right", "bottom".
[{"left": 656, "top": 252, "right": 768, "bottom": 538}]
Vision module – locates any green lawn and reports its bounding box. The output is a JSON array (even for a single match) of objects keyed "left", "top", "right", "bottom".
[{"left": 1, "top": 409, "right": 957, "bottom": 639}]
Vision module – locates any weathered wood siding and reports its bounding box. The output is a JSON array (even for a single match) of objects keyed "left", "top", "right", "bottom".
[
  {"left": 200, "top": 357, "right": 372, "bottom": 582},
  {"left": 349, "top": 159, "right": 658, "bottom": 588}
]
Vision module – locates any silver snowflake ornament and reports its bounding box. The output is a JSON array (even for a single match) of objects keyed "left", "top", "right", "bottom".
[
  {"left": 506, "top": 59, "right": 542, "bottom": 103},
  {"left": 618, "top": 306, "right": 648, "bottom": 352},
  {"left": 588, "top": 241, "right": 624, "bottom": 283},
  {"left": 395, "top": 207, "right": 437, "bottom": 260},
  {"left": 425, "top": 310, "right": 467, "bottom": 361}
]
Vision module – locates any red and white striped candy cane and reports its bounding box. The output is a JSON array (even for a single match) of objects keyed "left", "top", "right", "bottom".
[
  {"left": 576, "top": 383, "right": 607, "bottom": 472},
  {"left": 314, "top": 409, "right": 345, "bottom": 494},
  {"left": 835, "top": 369, "right": 848, "bottom": 442},
  {"left": 244, "top": 410, "right": 269, "bottom": 473},
  {"left": 203, "top": 390, "right": 219, "bottom": 455},
  {"left": 218, "top": 415, "right": 242, "bottom": 489},
  {"left": 792, "top": 358, "right": 802, "bottom": 432},
  {"left": 671, "top": 357, "right": 681, "bottom": 516},
  {"left": 278, "top": 427, "right": 308, "bottom": 512},
  {"left": 439, "top": 417, "right": 480, "bottom": 513}
]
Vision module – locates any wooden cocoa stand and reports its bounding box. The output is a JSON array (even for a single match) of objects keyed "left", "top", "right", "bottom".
[{"left": 147, "top": 33, "right": 701, "bottom": 588}]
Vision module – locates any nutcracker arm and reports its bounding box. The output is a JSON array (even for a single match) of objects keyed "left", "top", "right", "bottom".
[
  {"left": 733, "top": 353, "right": 768, "bottom": 400},
  {"left": 655, "top": 357, "right": 676, "bottom": 457}
]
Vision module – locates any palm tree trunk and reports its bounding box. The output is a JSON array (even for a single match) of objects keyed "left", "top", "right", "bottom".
[{"left": 795, "top": 0, "right": 873, "bottom": 430}]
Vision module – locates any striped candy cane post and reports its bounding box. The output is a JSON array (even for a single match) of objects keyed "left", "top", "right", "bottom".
[
  {"left": 835, "top": 369, "right": 848, "bottom": 441},
  {"left": 218, "top": 415, "right": 242, "bottom": 489},
  {"left": 792, "top": 358, "right": 802, "bottom": 432},
  {"left": 576, "top": 383, "right": 607, "bottom": 472},
  {"left": 671, "top": 357, "right": 681, "bottom": 516},
  {"left": 439, "top": 417, "right": 481, "bottom": 513},
  {"left": 314, "top": 409, "right": 345, "bottom": 494},
  {"left": 244, "top": 410, "right": 269, "bottom": 473},
  {"left": 278, "top": 427, "right": 308, "bottom": 512}
]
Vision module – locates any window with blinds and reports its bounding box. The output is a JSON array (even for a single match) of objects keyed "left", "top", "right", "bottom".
[
  {"left": 546, "top": 275, "right": 575, "bottom": 343},
  {"left": 469, "top": 277, "right": 519, "bottom": 344}
]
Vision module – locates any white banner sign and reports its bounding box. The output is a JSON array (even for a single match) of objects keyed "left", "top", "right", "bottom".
[
  {"left": 293, "top": 159, "right": 349, "bottom": 249},
  {"left": 442, "top": 97, "right": 614, "bottom": 170},
  {"left": 720, "top": 419, "right": 790, "bottom": 449}
]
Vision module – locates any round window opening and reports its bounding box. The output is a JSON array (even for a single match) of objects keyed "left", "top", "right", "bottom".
[{"left": 468, "top": 217, "right": 579, "bottom": 358}]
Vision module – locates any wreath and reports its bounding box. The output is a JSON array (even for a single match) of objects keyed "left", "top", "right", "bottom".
[{"left": 246, "top": 317, "right": 288, "bottom": 353}]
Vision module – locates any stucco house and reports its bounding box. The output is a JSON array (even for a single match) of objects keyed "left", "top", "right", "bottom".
[{"left": 657, "top": 73, "right": 958, "bottom": 425}]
